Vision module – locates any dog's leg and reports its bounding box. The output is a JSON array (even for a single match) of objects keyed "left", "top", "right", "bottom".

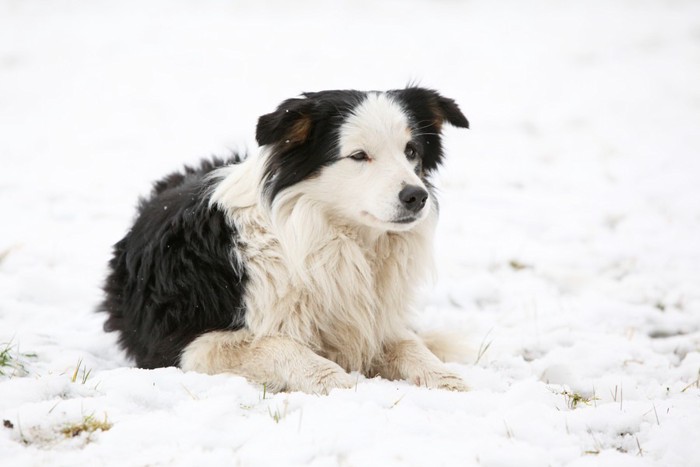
[
  {"left": 180, "top": 330, "right": 355, "bottom": 394},
  {"left": 374, "top": 334, "right": 469, "bottom": 392}
]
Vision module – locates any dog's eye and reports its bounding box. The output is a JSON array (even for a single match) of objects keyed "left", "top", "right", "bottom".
[
  {"left": 348, "top": 151, "right": 369, "bottom": 161},
  {"left": 405, "top": 143, "right": 419, "bottom": 160}
]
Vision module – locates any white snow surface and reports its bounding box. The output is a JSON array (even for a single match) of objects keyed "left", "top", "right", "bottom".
[{"left": 1, "top": 0, "right": 700, "bottom": 465}]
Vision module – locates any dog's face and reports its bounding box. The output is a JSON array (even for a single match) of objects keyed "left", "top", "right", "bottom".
[{"left": 256, "top": 88, "right": 469, "bottom": 232}]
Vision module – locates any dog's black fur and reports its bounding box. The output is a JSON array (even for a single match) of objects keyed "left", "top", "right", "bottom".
[{"left": 101, "top": 158, "right": 248, "bottom": 368}]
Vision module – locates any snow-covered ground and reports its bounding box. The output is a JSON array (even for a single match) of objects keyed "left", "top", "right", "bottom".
[{"left": 1, "top": 0, "right": 699, "bottom": 465}]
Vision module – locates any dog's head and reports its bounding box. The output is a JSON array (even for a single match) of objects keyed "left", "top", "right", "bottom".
[{"left": 256, "top": 87, "right": 469, "bottom": 232}]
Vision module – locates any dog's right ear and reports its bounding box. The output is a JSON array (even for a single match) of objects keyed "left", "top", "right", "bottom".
[{"left": 256, "top": 98, "right": 315, "bottom": 147}]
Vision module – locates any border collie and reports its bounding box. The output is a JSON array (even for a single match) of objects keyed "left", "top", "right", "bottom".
[{"left": 100, "top": 87, "right": 469, "bottom": 393}]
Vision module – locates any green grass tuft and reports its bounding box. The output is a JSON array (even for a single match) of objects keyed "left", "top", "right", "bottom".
[
  {"left": 60, "top": 414, "right": 112, "bottom": 438},
  {"left": 70, "top": 358, "right": 92, "bottom": 384},
  {"left": 268, "top": 399, "right": 289, "bottom": 424},
  {"left": 0, "top": 341, "right": 36, "bottom": 377},
  {"left": 560, "top": 389, "right": 598, "bottom": 409}
]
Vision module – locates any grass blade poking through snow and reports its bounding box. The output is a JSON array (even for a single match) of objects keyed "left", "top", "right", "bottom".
[
  {"left": 70, "top": 358, "right": 92, "bottom": 384},
  {"left": 0, "top": 340, "right": 36, "bottom": 377},
  {"left": 474, "top": 329, "right": 494, "bottom": 365}
]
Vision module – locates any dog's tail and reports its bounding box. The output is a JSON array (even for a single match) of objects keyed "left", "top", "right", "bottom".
[{"left": 420, "top": 330, "right": 474, "bottom": 363}]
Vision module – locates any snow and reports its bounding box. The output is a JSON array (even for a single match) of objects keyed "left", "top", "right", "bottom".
[{"left": 1, "top": 0, "right": 699, "bottom": 465}]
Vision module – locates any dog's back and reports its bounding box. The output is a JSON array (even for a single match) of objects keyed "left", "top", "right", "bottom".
[{"left": 100, "top": 156, "right": 247, "bottom": 368}]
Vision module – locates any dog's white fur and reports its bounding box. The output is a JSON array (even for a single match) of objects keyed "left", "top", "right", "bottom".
[{"left": 180, "top": 94, "right": 468, "bottom": 393}]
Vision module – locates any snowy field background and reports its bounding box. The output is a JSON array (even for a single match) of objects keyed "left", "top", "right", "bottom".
[{"left": 1, "top": 0, "right": 700, "bottom": 465}]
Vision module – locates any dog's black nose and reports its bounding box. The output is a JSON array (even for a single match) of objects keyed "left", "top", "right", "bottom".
[{"left": 399, "top": 185, "right": 428, "bottom": 213}]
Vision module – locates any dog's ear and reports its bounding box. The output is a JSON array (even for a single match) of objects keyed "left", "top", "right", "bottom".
[
  {"left": 435, "top": 95, "right": 469, "bottom": 129},
  {"left": 392, "top": 87, "right": 469, "bottom": 130},
  {"left": 256, "top": 98, "right": 315, "bottom": 147}
]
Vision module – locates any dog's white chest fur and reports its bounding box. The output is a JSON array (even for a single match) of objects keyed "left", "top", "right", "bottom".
[{"left": 232, "top": 199, "right": 436, "bottom": 372}]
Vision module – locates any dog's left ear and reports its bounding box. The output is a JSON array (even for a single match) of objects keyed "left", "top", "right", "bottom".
[
  {"left": 435, "top": 95, "right": 469, "bottom": 129},
  {"left": 256, "top": 97, "right": 315, "bottom": 147},
  {"left": 392, "top": 87, "right": 469, "bottom": 130}
]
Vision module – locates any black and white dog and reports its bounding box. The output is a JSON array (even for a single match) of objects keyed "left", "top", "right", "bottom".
[{"left": 100, "top": 87, "right": 469, "bottom": 393}]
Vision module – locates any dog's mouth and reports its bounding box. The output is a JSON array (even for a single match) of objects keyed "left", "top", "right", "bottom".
[
  {"left": 391, "top": 216, "right": 418, "bottom": 224},
  {"left": 361, "top": 211, "right": 420, "bottom": 227}
]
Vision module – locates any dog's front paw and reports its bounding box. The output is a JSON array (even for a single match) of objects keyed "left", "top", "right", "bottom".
[
  {"left": 300, "top": 366, "right": 356, "bottom": 395},
  {"left": 414, "top": 371, "right": 469, "bottom": 392}
]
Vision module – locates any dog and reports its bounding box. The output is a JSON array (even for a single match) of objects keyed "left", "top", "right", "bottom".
[{"left": 99, "top": 87, "right": 470, "bottom": 393}]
